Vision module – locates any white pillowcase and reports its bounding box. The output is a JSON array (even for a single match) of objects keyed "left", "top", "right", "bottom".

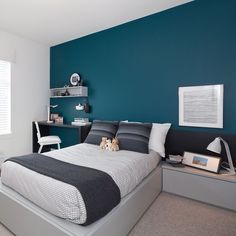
[{"left": 148, "top": 123, "right": 171, "bottom": 157}]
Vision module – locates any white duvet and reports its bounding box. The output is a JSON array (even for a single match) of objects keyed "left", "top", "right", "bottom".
[{"left": 1, "top": 143, "right": 160, "bottom": 224}]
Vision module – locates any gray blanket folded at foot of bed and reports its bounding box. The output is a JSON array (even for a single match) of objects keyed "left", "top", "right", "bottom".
[{"left": 5, "top": 153, "right": 121, "bottom": 225}]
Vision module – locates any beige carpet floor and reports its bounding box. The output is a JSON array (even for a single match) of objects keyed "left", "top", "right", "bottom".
[
  {"left": 1, "top": 192, "right": 236, "bottom": 236},
  {"left": 129, "top": 192, "right": 236, "bottom": 236}
]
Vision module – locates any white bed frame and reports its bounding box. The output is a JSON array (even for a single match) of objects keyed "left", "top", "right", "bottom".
[{"left": 0, "top": 164, "right": 162, "bottom": 236}]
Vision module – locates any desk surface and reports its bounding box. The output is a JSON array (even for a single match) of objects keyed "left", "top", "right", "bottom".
[{"left": 38, "top": 121, "right": 91, "bottom": 129}]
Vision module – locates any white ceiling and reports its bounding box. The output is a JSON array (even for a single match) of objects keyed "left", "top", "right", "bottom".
[{"left": 0, "top": 0, "right": 192, "bottom": 46}]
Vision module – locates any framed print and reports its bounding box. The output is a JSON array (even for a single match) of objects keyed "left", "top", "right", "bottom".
[
  {"left": 183, "top": 151, "right": 221, "bottom": 173},
  {"left": 50, "top": 113, "right": 59, "bottom": 122},
  {"left": 179, "top": 84, "right": 224, "bottom": 128}
]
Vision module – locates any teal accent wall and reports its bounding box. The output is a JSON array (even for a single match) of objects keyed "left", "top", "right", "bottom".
[{"left": 50, "top": 0, "right": 236, "bottom": 144}]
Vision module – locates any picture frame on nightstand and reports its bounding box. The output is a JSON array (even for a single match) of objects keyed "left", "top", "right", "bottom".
[{"left": 183, "top": 151, "right": 221, "bottom": 173}]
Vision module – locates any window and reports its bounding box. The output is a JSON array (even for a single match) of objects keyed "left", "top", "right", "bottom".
[{"left": 0, "top": 60, "right": 11, "bottom": 135}]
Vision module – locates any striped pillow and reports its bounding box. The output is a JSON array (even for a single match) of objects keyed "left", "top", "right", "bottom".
[
  {"left": 116, "top": 122, "right": 152, "bottom": 154},
  {"left": 84, "top": 120, "right": 119, "bottom": 145}
]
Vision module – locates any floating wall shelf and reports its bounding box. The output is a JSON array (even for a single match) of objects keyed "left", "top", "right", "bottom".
[{"left": 50, "top": 86, "right": 88, "bottom": 98}]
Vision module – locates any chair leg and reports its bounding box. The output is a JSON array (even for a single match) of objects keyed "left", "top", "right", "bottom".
[
  {"left": 57, "top": 143, "right": 60, "bottom": 150},
  {"left": 38, "top": 145, "right": 43, "bottom": 153}
]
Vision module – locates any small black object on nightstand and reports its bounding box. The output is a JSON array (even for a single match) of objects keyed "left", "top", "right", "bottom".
[
  {"left": 166, "top": 155, "right": 185, "bottom": 168},
  {"left": 169, "top": 162, "right": 185, "bottom": 168}
]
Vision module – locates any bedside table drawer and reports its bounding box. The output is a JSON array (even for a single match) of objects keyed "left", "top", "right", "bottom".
[{"left": 163, "top": 168, "right": 236, "bottom": 211}]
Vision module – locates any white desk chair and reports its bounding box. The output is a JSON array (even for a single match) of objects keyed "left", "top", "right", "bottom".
[{"left": 35, "top": 121, "right": 61, "bottom": 153}]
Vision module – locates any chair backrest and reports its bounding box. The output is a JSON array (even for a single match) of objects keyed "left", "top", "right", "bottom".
[{"left": 34, "top": 121, "right": 41, "bottom": 140}]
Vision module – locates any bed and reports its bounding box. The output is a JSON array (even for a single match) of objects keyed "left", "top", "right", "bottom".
[
  {"left": 0, "top": 165, "right": 162, "bottom": 236},
  {"left": 0, "top": 120, "right": 167, "bottom": 236}
]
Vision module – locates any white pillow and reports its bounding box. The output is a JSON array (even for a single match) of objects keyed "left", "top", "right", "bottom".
[{"left": 149, "top": 123, "right": 171, "bottom": 157}]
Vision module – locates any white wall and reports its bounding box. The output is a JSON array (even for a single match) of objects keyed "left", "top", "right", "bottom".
[{"left": 0, "top": 30, "right": 49, "bottom": 157}]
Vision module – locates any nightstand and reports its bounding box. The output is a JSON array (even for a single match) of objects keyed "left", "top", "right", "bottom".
[{"left": 162, "top": 162, "right": 236, "bottom": 211}]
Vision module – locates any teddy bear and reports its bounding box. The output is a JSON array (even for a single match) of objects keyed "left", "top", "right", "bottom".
[
  {"left": 105, "top": 139, "right": 112, "bottom": 151},
  {"left": 111, "top": 138, "right": 119, "bottom": 151},
  {"left": 100, "top": 137, "right": 107, "bottom": 150}
]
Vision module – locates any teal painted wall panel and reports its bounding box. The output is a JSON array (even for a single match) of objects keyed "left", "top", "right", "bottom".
[
  {"left": 50, "top": 0, "right": 236, "bottom": 139},
  {"left": 49, "top": 126, "right": 79, "bottom": 148}
]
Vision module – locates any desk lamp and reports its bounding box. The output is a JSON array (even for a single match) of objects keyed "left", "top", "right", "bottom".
[
  {"left": 207, "top": 137, "right": 236, "bottom": 175},
  {"left": 47, "top": 105, "right": 58, "bottom": 123}
]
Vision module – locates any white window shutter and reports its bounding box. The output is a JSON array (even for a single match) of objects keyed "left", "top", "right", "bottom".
[{"left": 0, "top": 60, "right": 11, "bottom": 135}]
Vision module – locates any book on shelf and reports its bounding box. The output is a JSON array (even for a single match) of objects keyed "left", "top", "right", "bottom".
[{"left": 71, "top": 121, "right": 91, "bottom": 126}]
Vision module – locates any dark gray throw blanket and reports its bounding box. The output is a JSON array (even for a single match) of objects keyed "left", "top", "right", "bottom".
[{"left": 5, "top": 153, "right": 121, "bottom": 225}]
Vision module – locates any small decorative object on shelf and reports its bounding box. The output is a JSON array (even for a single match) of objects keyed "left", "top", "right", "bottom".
[
  {"left": 70, "top": 73, "right": 81, "bottom": 86},
  {"left": 182, "top": 151, "right": 221, "bottom": 173},
  {"left": 55, "top": 116, "right": 64, "bottom": 124},
  {"left": 50, "top": 113, "right": 59, "bottom": 122},
  {"left": 60, "top": 88, "right": 70, "bottom": 96}
]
